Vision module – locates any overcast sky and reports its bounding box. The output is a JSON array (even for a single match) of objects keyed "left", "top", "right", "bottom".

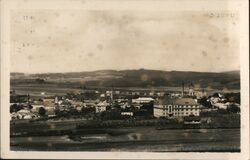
[{"left": 10, "top": 10, "right": 240, "bottom": 73}]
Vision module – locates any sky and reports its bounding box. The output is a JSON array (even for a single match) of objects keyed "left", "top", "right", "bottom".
[{"left": 10, "top": 10, "right": 240, "bottom": 73}]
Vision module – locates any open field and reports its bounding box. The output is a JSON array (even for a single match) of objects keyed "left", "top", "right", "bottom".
[
  {"left": 10, "top": 81, "right": 240, "bottom": 98},
  {"left": 10, "top": 118, "right": 240, "bottom": 152},
  {"left": 11, "top": 126, "right": 240, "bottom": 152},
  {"left": 10, "top": 69, "right": 240, "bottom": 97}
]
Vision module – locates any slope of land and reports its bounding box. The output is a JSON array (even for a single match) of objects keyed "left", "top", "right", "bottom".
[{"left": 11, "top": 69, "right": 240, "bottom": 90}]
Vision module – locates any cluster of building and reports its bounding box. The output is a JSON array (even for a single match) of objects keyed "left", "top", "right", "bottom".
[
  {"left": 9, "top": 82, "right": 240, "bottom": 120},
  {"left": 208, "top": 93, "right": 240, "bottom": 110}
]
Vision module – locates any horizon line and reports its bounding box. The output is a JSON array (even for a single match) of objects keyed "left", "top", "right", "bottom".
[{"left": 10, "top": 68, "right": 240, "bottom": 75}]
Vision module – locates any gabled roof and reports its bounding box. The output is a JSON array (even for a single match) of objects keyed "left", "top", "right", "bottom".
[
  {"left": 174, "top": 98, "right": 199, "bottom": 105},
  {"left": 155, "top": 97, "right": 175, "bottom": 105},
  {"left": 97, "top": 101, "right": 109, "bottom": 107},
  {"left": 156, "top": 97, "right": 199, "bottom": 105}
]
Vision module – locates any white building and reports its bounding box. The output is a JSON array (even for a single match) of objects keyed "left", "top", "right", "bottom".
[
  {"left": 149, "top": 92, "right": 155, "bottom": 96},
  {"left": 210, "top": 97, "right": 220, "bottom": 104},
  {"left": 212, "top": 102, "right": 240, "bottom": 110},
  {"left": 100, "top": 94, "right": 105, "bottom": 98},
  {"left": 120, "top": 102, "right": 130, "bottom": 109},
  {"left": 212, "top": 102, "right": 228, "bottom": 109},
  {"left": 115, "top": 91, "right": 120, "bottom": 95},
  {"left": 121, "top": 112, "right": 133, "bottom": 116},
  {"left": 195, "top": 91, "right": 207, "bottom": 98},
  {"left": 154, "top": 97, "right": 201, "bottom": 118},
  {"left": 11, "top": 109, "right": 39, "bottom": 120},
  {"left": 30, "top": 104, "right": 45, "bottom": 113},
  {"left": 96, "top": 101, "right": 109, "bottom": 113},
  {"left": 132, "top": 97, "right": 154, "bottom": 104},
  {"left": 157, "top": 92, "right": 165, "bottom": 97}
]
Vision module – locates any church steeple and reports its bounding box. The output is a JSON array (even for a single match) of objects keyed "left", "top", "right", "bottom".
[{"left": 188, "top": 82, "right": 194, "bottom": 96}]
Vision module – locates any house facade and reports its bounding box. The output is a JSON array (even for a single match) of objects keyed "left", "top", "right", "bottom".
[{"left": 96, "top": 100, "right": 109, "bottom": 113}]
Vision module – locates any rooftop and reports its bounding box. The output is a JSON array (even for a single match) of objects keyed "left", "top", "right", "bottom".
[
  {"left": 156, "top": 97, "right": 199, "bottom": 105},
  {"left": 135, "top": 97, "right": 154, "bottom": 101}
]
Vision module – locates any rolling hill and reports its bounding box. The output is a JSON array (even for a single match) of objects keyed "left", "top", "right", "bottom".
[{"left": 10, "top": 69, "right": 240, "bottom": 90}]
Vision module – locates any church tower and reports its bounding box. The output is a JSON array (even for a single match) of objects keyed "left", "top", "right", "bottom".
[{"left": 188, "top": 82, "right": 194, "bottom": 96}]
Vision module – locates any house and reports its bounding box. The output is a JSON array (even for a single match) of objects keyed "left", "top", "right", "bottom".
[
  {"left": 115, "top": 91, "right": 120, "bottom": 95},
  {"left": 212, "top": 102, "right": 228, "bottom": 109},
  {"left": 96, "top": 101, "right": 109, "bottom": 113},
  {"left": 106, "top": 90, "right": 112, "bottom": 96},
  {"left": 17, "top": 109, "right": 31, "bottom": 115},
  {"left": 30, "top": 104, "right": 45, "bottom": 113},
  {"left": 95, "top": 90, "right": 100, "bottom": 94},
  {"left": 43, "top": 97, "right": 55, "bottom": 107},
  {"left": 46, "top": 107, "right": 56, "bottom": 117},
  {"left": 11, "top": 113, "right": 21, "bottom": 120},
  {"left": 11, "top": 113, "right": 35, "bottom": 120},
  {"left": 154, "top": 97, "right": 201, "bottom": 118},
  {"left": 149, "top": 92, "right": 155, "bottom": 96},
  {"left": 82, "top": 99, "right": 98, "bottom": 107},
  {"left": 131, "top": 92, "right": 136, "bottom": 95},
  {"left": 132, "top": 97, "right": 154, "bottom": 104},
  {"left": 195, "top": 91, "right": 207, "bottom": 99},
  {"left": 135, "top": 92, "right": 140, "bottom": 95},
  {"left": 170, "top": 93, "right": 182, "bottom": 98},
  {"left": 210, "top": 97, "right": 220, "bottom": 104},
  {"left": 71, "top": 101, "right": 84, "bottom": 108},
  {"left": 212, "top": 102, "right": 240, "bottom": 110},
  {"left": 76, "top": 106, "right": 83, "bottom": 112},
  {"left": 157, "top": 92, "right": 165, "bottom": 97},
  {"left": 11, "top": 109, "right": 39, "bottom": 120},
  {"left": 100, "top": 94, "right": 105, "bottom": 98},
  {"left": 121, "top": 111, "right": 133, "bottom": 117},
  {"left": 120, "top": 102, "right": 130, "bottom": 109}
]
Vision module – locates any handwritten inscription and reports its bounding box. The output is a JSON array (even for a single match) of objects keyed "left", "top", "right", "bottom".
[
  {"left": 22, "top": 15, "right": 34, "bottom": 20},
  {"left": 12, "top": 14, "right": 38, "bottom": 54},
  {"left": 204, "top": 11, "right": 237, "bottom": 19}
]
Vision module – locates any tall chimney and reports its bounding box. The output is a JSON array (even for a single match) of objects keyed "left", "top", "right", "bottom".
[
  {"left": 182, "top": 82, "right": 184, "bottom": 97},
  {"left": 27, "top": 94, "right": 30, "bottom": 105}
]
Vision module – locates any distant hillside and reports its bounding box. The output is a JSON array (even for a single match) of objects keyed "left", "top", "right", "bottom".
[{"left": 10, "top": 69, "right": 240, "bottom": 90}]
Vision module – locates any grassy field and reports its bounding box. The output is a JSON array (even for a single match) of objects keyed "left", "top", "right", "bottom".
[
  {"left": 10, "top": 125, "right": 240, "bottom": 152},
  {"left": 10, "top": 80, "right": 240, "bottom": 98}
]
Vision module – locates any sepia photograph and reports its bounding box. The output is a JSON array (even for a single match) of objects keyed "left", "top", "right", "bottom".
[{"left": 1, "top": 0, "right": 249, "bottom": 159}]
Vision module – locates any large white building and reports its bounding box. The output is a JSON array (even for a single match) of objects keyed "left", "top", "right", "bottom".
[{"left": 154, "top": 97, "right": 201, "bottom": 118}]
